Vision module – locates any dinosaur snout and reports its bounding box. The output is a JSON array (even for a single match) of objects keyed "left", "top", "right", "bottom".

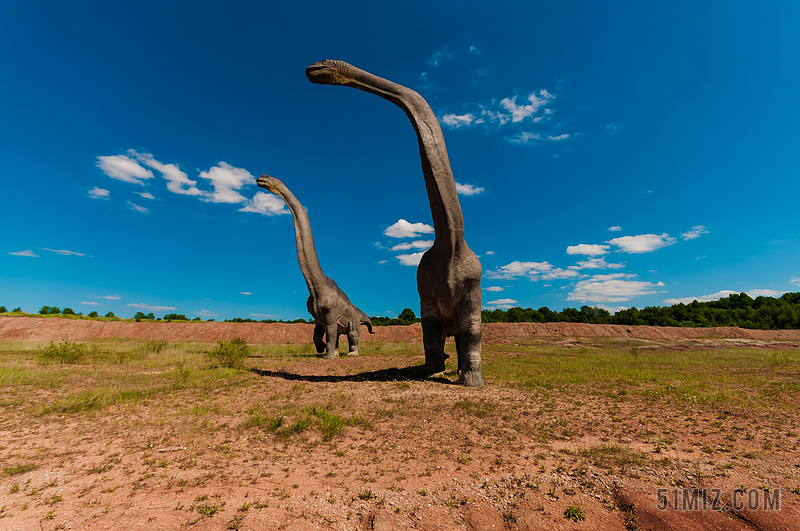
[{"left": 257, "top": 175, "right": 280, "bottom": 193}]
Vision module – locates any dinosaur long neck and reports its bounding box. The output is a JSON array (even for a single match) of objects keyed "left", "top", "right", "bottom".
[
  {"left": 343, "top": 68, "right": 465, "bottom": 255},
  {"left": 271, "top": 180, "right": 327, "bottom": 295}
]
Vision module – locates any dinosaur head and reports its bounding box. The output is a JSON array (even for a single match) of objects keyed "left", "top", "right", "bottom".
[
  {"left": 256, "top": 175, "right": 281, "bottom": 195},
  {"left": 306, "top": 59, "right": 356, "bottom": 86}
]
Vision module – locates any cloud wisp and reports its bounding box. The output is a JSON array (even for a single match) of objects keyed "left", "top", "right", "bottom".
[
  {"left": 38, "top": 248, "right": 85, "bottom": 256},
  {"left": 127, "top": 303, "right": 178, "bottom": 311},
  {"left": 681, "top": 225, "right": 709, "bottom": 241},
  {"left": 239, "top": 192, "right": 289, "bottom": 216},
  {"left": 663, "top": 289, "right": 788, "bottom": 305},
  {"left": 455, "top": 182, "right": 485, "bottom": 196},
  {"left": 96, "top": 155, "right": 154, "bottom": 185},
  {"left": 127, "top": 201, "right": 149, "bottom": 214},
  {"left": 8, "top": 250, "right": 39, "bottom": 257},
  {"left": 607, "top": 233, "right": 676, "bottom": 254},
  {"left": 89, "top": 187, "right": 109, "bottom": 199},
  {"left": 566, "top": 244, "right": 609, "bottom": 256},
  {"left": 129, "top": 150, "right": 203, "bottom": 196}
]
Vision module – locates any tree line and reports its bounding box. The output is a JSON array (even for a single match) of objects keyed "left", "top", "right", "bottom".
[
  {"left": 4, "top": 293, "right": 799, "bottom": 329},
  {"left": 480, "top": 292, "right": 800, "bottom": 330}
]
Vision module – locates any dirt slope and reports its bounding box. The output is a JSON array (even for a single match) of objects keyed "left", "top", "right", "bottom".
[{"left": 2, "top": 316, "right": 800, "bottom": 345}]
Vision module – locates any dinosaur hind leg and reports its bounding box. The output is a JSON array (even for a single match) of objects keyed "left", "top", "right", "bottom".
[
  {"left": 323, "top": 316, "right": 339, "bottom": 359},
  {"left": 456, "top": 280, "right": 483, "bottom": 387},
  {"left": 421, "top": 302, "right": 447, "bottom": 374},
  {"left": 346, "top": 328, "right": 360, "bottom": 356}
]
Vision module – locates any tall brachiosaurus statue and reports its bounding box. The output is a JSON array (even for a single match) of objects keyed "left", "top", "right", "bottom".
[
  {"left": 257, "top": 175, "right": 374, "bottom": 358},
  {"left": 305, "top": 60, "right": 484, "bottom": 387}
]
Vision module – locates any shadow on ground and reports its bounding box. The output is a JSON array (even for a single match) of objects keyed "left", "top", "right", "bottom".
[{"left": 250, "top": 364, "right": 454, "bottom": 385}]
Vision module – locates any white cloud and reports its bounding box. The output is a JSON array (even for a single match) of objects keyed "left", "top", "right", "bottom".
[
  {"left": 80, "top": 301, "right": 104, "bottom": 306},
  {"left": 239, "top": 191, "right": 290, "bottom": 216},
  {"left": 96, "top": 295, "right": 121, "bottom": 300},
  {"left": 547, "top": 134, "right": 570, "bottom": 141},
  {"left": 485, "top": 286, "right": 504, "bottom": 292},
  {"left": 791, "top": 277, "right": 800, "bottom": 285},
  {"left": 681, "top": 225, "right": 709, "bottom": 241},
  {"left": 568, "top": 275, "right": 666, "bottom": 303},
  {"left": 596, "top": 304, "right": 627, "bottom": 313},
  {"left": 89, "top": 187, "right": 110, "bottom": 199},
  {"left": 541, "top": 268, "right": 582, "bottom": 280},
  {"left": 485, "top": 251, "right": 495, "bottom": 255},
  {"left": 250, "top": 313, "right": 278, "bottom": 319},
  {"left": 195, "top": 310, "right": 218, "bottom": 317},
  {"left": 569, "top": 257, "right": 625, "bottom": 270},
  {"left": 566, "top": 244, "right": 609, "bottom": 256},
  {"left": 428, "top": 46, "right": 451, "bottom": 67},
  {"left": 442, "top": 114, "right": 476, "bottom": 128},
  {"left": 469, "top": 44, "right": 480, "bottom": 54},
  {"left": 384, "top": 219, "right": 434, "bottom": 238},
  {"left": 129, "top": 150, "right": 204, "bottom": 196},
  {"left": 485, "top": 260, "right": 554, "bottom": 280},
  {"left": 239, "top": 292, "right": 252, "bottom": 295},
  {"left": 605, "top": 123, "right": 618, "bottom": 134},
  {"left": 127, "top": 303, "right": 178, "bottom": 311},
  {"left": 127, "top": 201, "right": 149, "bottom": 214},
  {"left": 607, "top": 233, "right": 676, "bottom": 254},
  {"left": 391, "top": 240, "right": 433, "bottom": 252},
  {"left": 664, "top": 288, "right": 788, "bottom": 305},
  {"left": 199, "top": 162, "right": 255, "bottom": 204},
  {"left": 135, "top": 192, "right": 155, "bottom": 200},
  {"left": 455, "top": 182, "right": 485, "bottom": 196},
  {"left": 397, "top": 252, "right": 425, "bottom": 266},
  {"left": 9, "top": 250, "right": 39, "bottom": 257},
  {"left": 506, "top": 132, "right": 541, "bottom": 145},
  {"left": 607, "top": 226, "right": 621, "bottom": 232},
  {"left": 38, "top": 248, "right": 85, "bottom": 256},
  {"left": 378, "top": 260, "right": 387, "bottom": 264},
  {"left": 487, "top": 298, "right": 518, "bottom": 305},
  {"left": 500, "top": 91, "right": 554, "bottom": 123},
  {"left": 748, "top": 289, "right": 787, "bottom": 298},
  {"left": 96, "top": 155, "right": 154, "bottom": 185}
]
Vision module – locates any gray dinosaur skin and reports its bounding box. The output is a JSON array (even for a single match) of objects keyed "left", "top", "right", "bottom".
[
  {"left": 305, "top": 60, "right": 483, "bottom": 387},
  {"left": 257, "top": 175, "right": 374, "bottom": 359}
]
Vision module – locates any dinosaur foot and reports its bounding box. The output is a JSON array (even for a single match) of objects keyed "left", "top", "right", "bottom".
[
  {"left": 346, "top": 350, "right": 359, "bottom": 357},
  {"left": 323, "top": 350, "right": 339, "bottom": 360},
  {"left": 456, "top": 370, "right": 484, "bottom": 388}
]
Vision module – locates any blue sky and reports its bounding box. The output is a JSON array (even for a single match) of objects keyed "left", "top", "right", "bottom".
[{"left": 2, "top": 1, "right": 799, "bottom": 320}]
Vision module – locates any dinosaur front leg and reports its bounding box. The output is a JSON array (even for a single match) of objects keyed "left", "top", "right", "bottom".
[
  {"left": 323, "top": 314, "right": 339, "bottom": 359},
  {"left": 313, "top": 323, "right": 327, "bottom": 354},
  {"left": 421, "top": 302, "right": 447, "bottom": 374},
  {"left": 455, "top": 280, "right": 483, "bottom": 387}
]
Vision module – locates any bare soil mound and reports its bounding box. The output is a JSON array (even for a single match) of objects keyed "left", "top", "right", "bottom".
[{"left": 2, "top": 316, "right": 800, "bottom": 347}]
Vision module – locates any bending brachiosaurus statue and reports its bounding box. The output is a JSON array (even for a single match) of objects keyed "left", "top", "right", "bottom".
[
  {"left": 306, "top": 60, "right": 484, "bottom": 387},
  {"left": 257, "top": 175, "right": 374, "bottom": 358}
]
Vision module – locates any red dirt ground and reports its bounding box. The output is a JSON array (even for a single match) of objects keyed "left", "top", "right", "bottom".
[{"left": 1, "top": 317, "right": 798, "bottom": 531}]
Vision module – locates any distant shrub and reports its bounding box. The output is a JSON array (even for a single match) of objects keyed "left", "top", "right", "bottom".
[
  {"left": 39, "top": 339, "right": 87, "bottom": 364},
  {"left": 142, "top": 339, "right": 168, "bottom": 355},
  {"left": 163, "top": 313, "right": 188, "bottom": 321},
  {"left": 62, "top": 307, "right": 76, "bottom": 315},
  {"left": 192, "top": 317, "right": 202, "bottom": 322},
  {"left": 206, "top": 337, "right": 250, "bottom": 369},
  {"left": 104, "top": 312, "right": 115, "bottom": 318},
  {"left": 39, "top": 306, "right": 61, "bottom": 315},
  {"left": 0, "top": 306, "right": 6, "bottom": 313},
  {"left": 87, "top": 311, "right": 99, "bottom": 318},
  {"left": 12, "top": 307, "right": 21, "bottom": 313}
]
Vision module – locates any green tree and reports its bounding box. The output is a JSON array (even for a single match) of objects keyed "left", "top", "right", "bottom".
[
  {"left": 87, "top": 311, "right": 99, "bottom": 318},
  {"left": 398, "top": 308, "right": 418, "bottom": 323},
  {"left": 12, "top": 307, "right": 21, "bottom": 312},
  {"left": 62, "top": 307, "right": 76, "bottom": 315},
  {"left": 133, "top": 311, "right": 148, "bottom": 320},
  {"left": 39, "top": 306, "right": 61, "bottom": 315},
  {"left": 104, "top": 311, "right": 115, "bottom": 318},
  {"left": 0, "top": 306, "right": 6, "bottom": 313},
  {"left": 163, "top": 313, "right": 188, "bottom": 321}
]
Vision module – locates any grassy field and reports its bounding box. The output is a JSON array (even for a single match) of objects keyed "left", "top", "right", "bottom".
[{"left": 0, "top": 338, "right": 798, "bottom": 530}]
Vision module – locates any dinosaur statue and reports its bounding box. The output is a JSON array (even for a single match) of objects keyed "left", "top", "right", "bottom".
[
  {"left": 305, "top": 60, "right": 484, "bottom": 387},
  {"left": 257, "top": 175, "right": 374, "bottom": 358}
]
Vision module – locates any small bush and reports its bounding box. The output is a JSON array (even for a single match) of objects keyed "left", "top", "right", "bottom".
[
  {"left": 104, "top": 312, "right": 115, "bottom": 318},
  {"left": 564, "top": 503, "right": 586, "bottom": 522},
  {"left": 87, "top": 311, "right": 99, "bottom": 318},
  {"left": 206, "top": 337, "right": 250, "bottom": 368},
  {"left": 39, "top": 340, "right": 87, "bottom": 364},
  {"left": 0, "top": 306, "right": 6, "bottom": 313},
  {"left": 142, "top": 339, "right": 168, "bottom": 355}
]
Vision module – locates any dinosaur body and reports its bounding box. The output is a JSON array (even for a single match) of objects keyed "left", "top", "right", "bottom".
[
  {"left": 257, "top": 175, "right": 374, "bottom": 358},
  {"left": 305, "top": 60, "right": 483, "bottom": 386}
]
